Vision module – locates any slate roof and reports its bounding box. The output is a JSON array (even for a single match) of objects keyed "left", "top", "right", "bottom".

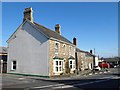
[
  {"left": 76, "top": 48, "right": 95, "bottom": 57},
  {"left": 86, "top": 52, "right": 95, "bottom": 57},
  {"left": 76, "top": 48, "right": 86, "bottom": 53},
  {"left": 68, "top": 56, "right": 75, "bottom": 59},
  {"left": 0, "top": 47, "right": 7, "bottom": 53},
  {"left": 33, "top": 22, "right": 73, "bottom": 44}
]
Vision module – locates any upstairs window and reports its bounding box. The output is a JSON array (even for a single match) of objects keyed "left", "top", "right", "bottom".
[
  {"left": 69, "top": 46, "right": 72, "bottom": 55},
  {"left": 63, "top": 44, "right": 66, "bottom": 55},
  {"left": 55, "top": 42, "right": 59, "bottom": 55}
]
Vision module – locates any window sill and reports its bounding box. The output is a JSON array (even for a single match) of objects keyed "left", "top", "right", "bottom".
[
  {"left": 10, "top": 69, "right": 16, "bottom": 71},
  {"left": 54, "top": 71, "right": 63, "bottom": 75},
  {"left": 63, "top": 53, "right": 65, "bottom": 55},
  {"left": 55, "top": 53, "right": 59, "bottom": 55},
  {"left": 70, "top": 68, "right": 76, "bottom": 71}
]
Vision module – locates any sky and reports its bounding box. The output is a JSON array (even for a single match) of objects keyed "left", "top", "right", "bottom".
[
  {"left": 1, "top": 2, "right": 118, "bottom": 58},
  {"left": 1, "top": 0, "right": 120, "bottom": 2}
]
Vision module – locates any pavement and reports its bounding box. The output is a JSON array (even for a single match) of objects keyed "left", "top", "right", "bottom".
[
  {"left": 1, "top": 67, "right": 120, "bottom": 90},
  {"left": 2, "top": 67, "right": 119, "bottom": 81}
]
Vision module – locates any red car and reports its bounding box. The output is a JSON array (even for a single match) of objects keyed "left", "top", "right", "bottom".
[{"left": 98, "top": 62, "right": 110, "bottom": 68}]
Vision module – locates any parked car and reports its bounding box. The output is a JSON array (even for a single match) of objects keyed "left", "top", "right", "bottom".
[
  {"left": 109, "top": 63, "right": 114, "bottom": 68},
  {"left": 98, "top": 62, "right": 110, "bottom": 68},
  {"left": 93, "top": 66, "right": 101, "bottom": 71},
  {"left": 113, "top": 64, "right": 119, "bottom": 68}
]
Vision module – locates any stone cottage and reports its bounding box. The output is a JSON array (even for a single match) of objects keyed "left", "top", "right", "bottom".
[
  {"left": 7, "top": 7, "right": 76, "bottom": 77},
  {"left": 76, "top": 48, "right": 94, "bottom": 72}
]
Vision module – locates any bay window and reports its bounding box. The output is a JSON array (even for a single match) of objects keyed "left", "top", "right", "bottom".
[
  {"left": 54, "top": 59, "right": 63, "bottom": 74},
  {"left": 69, "top": 59, "right": 75, "bottom": 70}
]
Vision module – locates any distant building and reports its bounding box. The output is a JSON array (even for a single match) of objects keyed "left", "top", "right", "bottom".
[
  {"left": 104, "top": 57, "right": 120, "bottom": 65},
  {"left": 76, "top": 48, "right": 94, "bottom": 71},
  {"left": 0, "top": 47, "right": 7, "bottom": 73}
]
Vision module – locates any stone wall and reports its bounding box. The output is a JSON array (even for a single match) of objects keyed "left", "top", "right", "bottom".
[
  {"left": 77, "top": 51, "right": 94, "bottom": 72},
  {"left": 49, "top": 39, "right": 75, "bottom": 76},
  {"left": 77, "top": 52, "right": 85, "bottom": 71}
]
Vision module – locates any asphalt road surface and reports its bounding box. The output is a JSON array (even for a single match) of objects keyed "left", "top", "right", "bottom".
[{"left": 1, "top": 67, "right": 120, "bottom": 90}]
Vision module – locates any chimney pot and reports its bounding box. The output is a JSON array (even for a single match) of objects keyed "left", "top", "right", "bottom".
[
  {"left": 55, "top": 24, "right": 61, "bottom": 34},
  {"left": 23, "top": 7, "right": 33, "bottom": 23},
  {"left": 73, "top": 37, "right": 77, "bottom": 46},
  {"left": 90, "top": 50, "right": 92, "bottom": 54}
]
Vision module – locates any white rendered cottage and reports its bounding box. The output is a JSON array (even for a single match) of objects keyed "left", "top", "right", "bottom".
[{"left": 7, "top": 8, "right": 76, "bottom": 77}]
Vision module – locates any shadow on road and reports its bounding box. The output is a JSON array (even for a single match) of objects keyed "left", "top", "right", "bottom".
[{"left": 36, "top": 78, "right": 120, "bottom": 90}]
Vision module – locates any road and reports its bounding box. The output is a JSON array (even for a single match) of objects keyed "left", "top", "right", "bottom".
[
  {"left": 1, "top": 67, "right": 120, "bottom": 90},
  {"left": 50, "top": 79, "right": 120, "bottom": 90}
]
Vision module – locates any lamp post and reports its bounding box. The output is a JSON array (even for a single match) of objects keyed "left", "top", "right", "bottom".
[{"left": 1, "top": 60, "right": 3, "bottom": 74}]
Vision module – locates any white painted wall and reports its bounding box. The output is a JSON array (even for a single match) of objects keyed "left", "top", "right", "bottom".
[
  {"left": 95, "top": 57, "right": 99, "bottom": 66},
  {"left": 7, "top": 21, "right": 49, "bottom": 76}
]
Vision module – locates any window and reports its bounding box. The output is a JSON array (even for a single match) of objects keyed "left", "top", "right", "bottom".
[
  {"left": 63, "top": 44, "right": 66, "bottom": 55},
  {"left": 55, "top": 42, "right": 59, "bottom": 55},
  {"left": 69, "top": 59, "right": 75, "bottom": 70},
  {"left": 12, "top": 35, "right": 16, "bottom": 40},
  {"left": 11, "top": 61, "right": 17, "bottom": 70},
  {"left": 69, "top": 61, "right": 72, "bottom": 68},
  {"left": 54, "top": 60, "right": 63, "bottom": 73},
  {"left": 69, "top": 46, "right": 72, "bottom": 55}
]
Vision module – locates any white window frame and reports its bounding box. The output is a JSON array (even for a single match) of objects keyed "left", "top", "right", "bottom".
[
  {"left": 11, "top": 61, "right": 17, "bottom": 70},
  {"left": 69, "top": 59, "right": 75, "bottom": 70},
  {"left": 53, "top": 59, "right": 63, "bottom": 74},
  {"left": 55, "top": 42, "right": 59, "bottom": 55}
]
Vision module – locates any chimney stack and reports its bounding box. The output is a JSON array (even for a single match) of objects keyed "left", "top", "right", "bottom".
[
  {"left": 90, "top": 50, "right": 92, "bottom": 54},
  {"left": 73, "top": 37, "right": 77, "bottom": 46},
  {"left": 55, "top": 24, "right": 61, "bottom": 34},
  {"left": 23, "top": 7, "right": 33, "bottom": 23}
]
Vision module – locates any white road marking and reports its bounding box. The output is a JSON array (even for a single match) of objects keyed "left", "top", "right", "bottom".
[
  {"left": 53, "top": 79, "right": 111, "bottom": 89},
  {"left": 53, "top": 76, "right": 120, "bottom": 89},
  {"left": 28, "top": 76, "right": 120, "bottom": 89},
  {"left": 18, "top": 78, "right": 25, "bottom": 80},
  {"left": 29, "top": 83, "right": 65, "bottom": 89},
  {"left": 99, "top": 76, "right": 114, "bottom": 79}
]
